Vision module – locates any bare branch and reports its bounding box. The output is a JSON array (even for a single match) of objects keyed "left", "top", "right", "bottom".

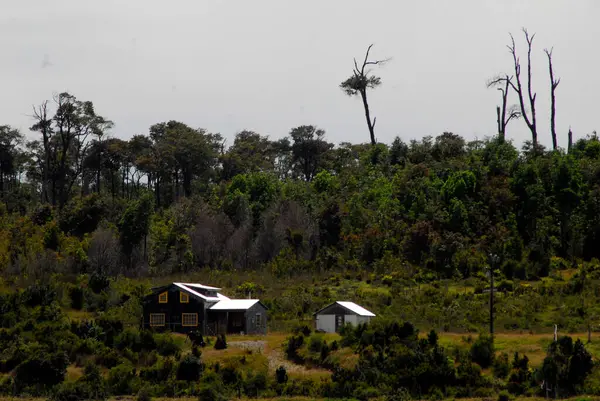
[
  {"left": 361, "top": 44, "right": 374, "bottom": 75},
  {"left": 487, "top": 74, "right": 513, "bottom": 89},
  {"left": 506, "top": 104, "right": 522, "bottom": 124}
]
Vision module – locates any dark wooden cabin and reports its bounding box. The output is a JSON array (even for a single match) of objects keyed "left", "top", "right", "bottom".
[
  {"left": 207, "top": 299, "right": 268, "bottom": 335},
  {"left": 142, "top": 282, "right": 267, "bottom": 335}
]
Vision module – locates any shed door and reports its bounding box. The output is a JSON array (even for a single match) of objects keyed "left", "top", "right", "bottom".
[{"left": 335, "top": 314, "right": 345, "bottom": 332}]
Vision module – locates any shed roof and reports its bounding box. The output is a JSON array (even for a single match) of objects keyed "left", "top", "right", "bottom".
[
  {"left": 315, "top": 301, "right": 376, "bottom": 317},
  {"left": 210, "top": 299, "right": 262, "bottom": 311}
]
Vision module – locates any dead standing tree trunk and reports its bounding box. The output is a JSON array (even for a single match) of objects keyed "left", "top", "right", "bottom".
[
  {"left": 545, "top": 47, "right": 561, "bottom": 151},
  {"left": 508, "top": 29, "right": 538, "bottom": 148},
  {"left": 487, "top": 74, "right": 521, "bottom": 141},
  {"left": 340, "top": 44, "right": 389, "bottom": 146}
]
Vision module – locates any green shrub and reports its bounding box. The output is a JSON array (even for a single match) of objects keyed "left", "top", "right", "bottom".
[
  {"left": 308, "top": 335, "right": 324, "bottom": 353},
  {"left": 154, "top": 333, "right": 180, "bottom": 356},
  {"left": 214, "top": 334, "right": 227, "bottom": 350},
  {"left": 428, "top": 387, "right": 444, "bottom": 400},
  {"left": 243, "top": 371, "right": 267, "bottom": 397},
  {"left": 51, "top": 380, "right": 106, "bottom": 401},
  {"left": 96, "top": 348, "right": 121, "bottom": 368},
  {"left": 498, "top": 390, "right": 514, "bottom": 401},
  {"left": 496, "top": 279, "right": 514, "bottom": 293},
  {"left": 14, "top": 351, "right": 69, "bottom": 392},
  {"left": 275, "top": 366, "right": 288, "bottom": 384},
  {"left": 139, "top": 358, "right": 175, "bottom": 384},
  {"left": 176, "top": 354, "right": 203, "bottom": 381},
  {"left": 107, "top": 363, "right": 138, "bottom": 395},
  {"left": 136, "top": 387, "right": 153, "bottom": 401},
  {"left": 470, "top": 335, "right": 494, "bottom": 368},
  {"left": 69, "top": 286, "right": 85, "bottom": 310},
  {"left": 320, "top": 342, "right": 330, "bottom": 361},
  {"left": 293, "top": 324, "right": 312, "bottom": 336},
  {"left": 493, "top": 352, "right": 510, "bottom": 378},
  {"left": 89, "top": 272, "right": 111, "bottom": 294},
  {"left": 285, "top": 334, "right": 304, "bottom": 362},
  {"left": 197, "top": 384, "right": 227, "bottom": 401}
]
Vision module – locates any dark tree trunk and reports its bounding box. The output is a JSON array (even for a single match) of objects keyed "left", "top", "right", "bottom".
[
  {"left": 360, "top": 89, "right": 376, "bottom": 146},
  {"left": 183, "top": 170, "right": 192, "bottom": 197},
  {"left": 174, "top": 169, "right": 179, "bottom": 200},
  {"left": 568, "top": 128, "right": 573, "bottom": 153},
  {"left": 96, "top": 168, "right": 101, "bottom": 193},
  {"left": 155, "top": 176, "right": 161, "bottom": 208},
  {"left": 545, "top": 48, "right": 560, "bottom": 151},
  {"left": 122, "top": 167, "right": 126, "bottom": 199},
  {"left": 496, "top": 106, "right": 504, "bottom": 141}
]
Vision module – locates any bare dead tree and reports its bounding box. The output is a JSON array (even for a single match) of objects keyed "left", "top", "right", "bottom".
[
  {"left": 340, "top": 44, "right": 389, "bottom": 146},
  {"left": 507, "top": 29, "right": 538, "bottom": 148},
  {"left": 487, "top": 74, "right": 521, "bottom": 141},
  {"left": 568, "top": 127, "right": 573, "bottom": 153},
  {"left": 544, "top": 47, "right": 561, "bottom": 150}
]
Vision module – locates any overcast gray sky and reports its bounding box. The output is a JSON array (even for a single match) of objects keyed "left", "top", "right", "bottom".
[{"left": 1, "top": 0, "right": 599, "bottom": 149}]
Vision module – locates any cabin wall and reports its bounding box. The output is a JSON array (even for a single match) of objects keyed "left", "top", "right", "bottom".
[
  {"left": 356, "top": 316, "right": 371, "bottom": 325},
  {"left": 315, "top": 314, "right": 336, "bottom": 333},
  {"left": 142, "top": 286, "right": 206, "bottom": 333},
  {"left": 345, "top": 315, "right": 357, "bottom": 326},
  {"left": 245, "top": 303, "right": 268, "bottom": 335}
]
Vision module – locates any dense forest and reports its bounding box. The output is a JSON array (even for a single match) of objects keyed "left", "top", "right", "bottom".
[{"left": 2, "top": 91, "right": 600, "bottom": 281}]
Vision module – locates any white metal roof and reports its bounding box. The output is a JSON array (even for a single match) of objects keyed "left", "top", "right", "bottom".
[
  {"left": 335, "top": 301, "right": 376, "bottom": 317},
  {"left": 217, "top": 293, "right": 231, "bottom": 301},
  {"left": 174, "top": 282, "right": 222, "bottom": 302},
  {"left": 178, "top": 282, "right": 221, "bottom": 291},
  {"left": 210, "top": 299, "right": 260, "bottom": 311}
]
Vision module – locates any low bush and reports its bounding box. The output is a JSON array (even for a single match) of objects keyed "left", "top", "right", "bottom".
[
  {"left": 470, "top": 335, "right": 495, "bottom": 368},
  {"left": 214, "top": 334, "right": 227, "bottom": 350}
]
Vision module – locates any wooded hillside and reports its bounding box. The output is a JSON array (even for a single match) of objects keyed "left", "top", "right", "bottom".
[{"left": 3, "top": 92, "right": 600, "bottom": 400}]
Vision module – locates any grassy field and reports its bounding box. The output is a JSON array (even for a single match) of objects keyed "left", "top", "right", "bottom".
[
  {"left": 169, "top": 330, "right": 600, "bottom": 375},
  {"left": 435, "top": 331, "right": 600, "bottom": 366}
]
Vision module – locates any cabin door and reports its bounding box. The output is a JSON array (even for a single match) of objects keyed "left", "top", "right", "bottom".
[{"left": 335, "top": 314, "right": 345, "bottom": 332}]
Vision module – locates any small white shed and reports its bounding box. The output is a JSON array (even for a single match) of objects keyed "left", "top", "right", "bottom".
[{"left": 314, "top": 301, "right": 376, "bottom": 333}]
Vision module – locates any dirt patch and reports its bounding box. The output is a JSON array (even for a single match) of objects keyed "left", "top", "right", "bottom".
[{"left": 228, "top": 340, "right": 330, "bottom": 376}]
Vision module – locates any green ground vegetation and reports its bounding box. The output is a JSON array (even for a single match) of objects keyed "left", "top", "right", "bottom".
[{"left": 4, "top": 94, "right": 600, "bottom": 399}]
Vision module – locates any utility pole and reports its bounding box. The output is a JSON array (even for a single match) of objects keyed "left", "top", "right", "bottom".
[
  {"left": 490, "top": 267, "right": 494, "bottom": 338},
  {"left": 488, "top": 254, "right": 499, "bottom": 339}
]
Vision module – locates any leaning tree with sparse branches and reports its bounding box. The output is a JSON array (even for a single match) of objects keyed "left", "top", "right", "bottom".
[{"left": 340, "top": 44, "right": 389, "bottom": 146}]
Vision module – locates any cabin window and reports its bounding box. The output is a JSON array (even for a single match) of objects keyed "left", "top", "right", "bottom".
[
  {"left": 150, "top": 313, "right": 165, "bottom": 327},
  {"left": 180, "top": 292, "right": 189, "bottom": 303},
  {"left": 182, "top": 313, "right": 198, "bottom": 327},
  {"left": 158, "top": 291, "right": 168, "bottom": 304},
  {"left": 255, "top": 313, "right": 262, "bottom": 327}
]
